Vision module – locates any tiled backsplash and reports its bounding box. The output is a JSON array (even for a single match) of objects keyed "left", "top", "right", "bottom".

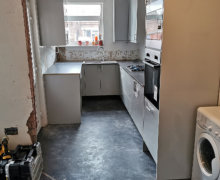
[{"left": 57, "top": 47, "right": 139, "bottom": 61}]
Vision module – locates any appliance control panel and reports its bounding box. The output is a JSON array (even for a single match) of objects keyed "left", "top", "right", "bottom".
[
  {"left": 197, "top": 111, "right": 220, "bottom": 140},
  {"left": 145, "top": 48, "right": 161, "bottom": 64}
]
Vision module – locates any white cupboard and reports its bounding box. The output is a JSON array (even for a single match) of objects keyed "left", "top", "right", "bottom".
[
  {"left": 113, "top": 0, "right": 138, "bottom": 43},
  {"left": 120, "top": 67, "right": 144, "bottom": 136},
  {"left": 44, "top": 74, "right": 81, "bottom": 124},
  {"left": 37, "top": 0, "right": 66, "bottom": 46},
  {"left": 82, "top": 64, "right": 120, "bottom": 96}
]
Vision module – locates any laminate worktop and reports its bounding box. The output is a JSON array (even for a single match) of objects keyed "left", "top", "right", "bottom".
[
  {"left": 44, "top": 60, "right": 145, "bottom": 86},
  {"left": 118, "top": 60, "right": 145, "bottom": 87},
  {"left": 44, "top": 62, "right": 83, "bottom": 75}
]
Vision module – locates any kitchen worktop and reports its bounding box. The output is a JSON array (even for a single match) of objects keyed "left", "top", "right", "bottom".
[
  {"left": 44, "top": 62, "right": 83, "bottom": 75},
  {"left": 118, "top": 60, "right": 145, "bottom": 87},
  {"left": 44, "top": 60, "right": 144, "bottom": 86}
]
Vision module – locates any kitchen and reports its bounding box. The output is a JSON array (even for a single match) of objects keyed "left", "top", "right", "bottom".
[{"left": 0, "top": 0, "right": 220, "bottom": 180}]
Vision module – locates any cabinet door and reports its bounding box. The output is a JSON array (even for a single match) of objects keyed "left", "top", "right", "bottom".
[
  {"left": 84, "top": 65, "right": 101, "bottom": 96},
  {"left": 120, "top": 68, "right": 144, "bottom": 135},
  {"left": 37, "top": 0, "right": 66, "bottom": 46},
  {"left": 44, "top": 74, "right": 81, "bottom": 124},
  {"left": 113, "top": 0, "right": 129, "bottom": 41},
  {"left": 120, "top": 68, "right": 133, "bottom": 112},
  {"left": 129, "top": 0, "right": 138, "bottom": 43},
  {"left": 100, "top": 65, "right": 120, "bottom": 95},
  {"left": 143, "top": 98, "right": 159, "bottom": 163},
  {"left": 130, "top": 81, "right": 144, "bottom": 136}
]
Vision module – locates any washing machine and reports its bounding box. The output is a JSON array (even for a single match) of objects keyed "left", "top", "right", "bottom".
[{"left": 192, "top": 106, "right": 220, "bottom": 180}]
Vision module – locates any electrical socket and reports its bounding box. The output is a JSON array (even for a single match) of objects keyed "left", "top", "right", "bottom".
[{"left": 4, "top": 127, "right": 18, "bottom": 135}]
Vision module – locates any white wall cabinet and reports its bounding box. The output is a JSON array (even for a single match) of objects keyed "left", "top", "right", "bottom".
[
  {"left": 82, "top": 64, "right": 120, "bottom": 96},
  {"left": 37, "top": 0, "right": 66, "bottom": 46},
  {"left": 113, "top": 0, "right": 129, "bottom": 42},
  {"left": 128, "top": 0, "right": 138, "bottom": 43},
  {"left": 113, "top": 0, "right": 138, "bottom": 43},
  {"left": 120, "top": 67, "right": 144, "bottom": 136}
]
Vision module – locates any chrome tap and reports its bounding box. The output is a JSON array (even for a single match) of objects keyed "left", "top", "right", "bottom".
[{"left": 97, "top": 46, "right": 105, "bottom": 61}]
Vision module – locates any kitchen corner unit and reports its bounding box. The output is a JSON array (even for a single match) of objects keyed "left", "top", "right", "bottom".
[{"left": 43, "top": 63, "right": 82, "bottom": 124}]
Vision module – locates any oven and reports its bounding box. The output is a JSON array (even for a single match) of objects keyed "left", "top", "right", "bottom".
[{"left": 144, "top": 49, "right": 161, "bottom": 109}]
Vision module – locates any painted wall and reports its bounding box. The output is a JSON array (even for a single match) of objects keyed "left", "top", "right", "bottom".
[
  {"left": 58, "top": 0, "right": 141, "bottom": 61},
  {"left": 40, "top": 47, "right": 56, "bottom": 74},
  {"left": 218, "top": 82, "right": 220, "bottom": 105},
  {"left": 0, "top": 0, "right": 33, "bottom": 149},
  {"left": 157, "top": 0, "right": 220, "bottom": 179},
  {"left": 28, "top": 0, "right": 57, "bottom": 128},
  {"left": 219, "top": 91, "right": 220, "bottom": 105}
]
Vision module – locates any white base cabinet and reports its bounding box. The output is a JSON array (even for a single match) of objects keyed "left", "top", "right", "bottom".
[
  {"left": 82, "top": 64, "right": 120, "bottom": 96},
  {"left": 120, "top": 67, "right": 144, "bottom": 136},
  {"left": 44, "top": 74, "right": 81, "bottom": 124},
  {"left": 143, "top": 98, "right": 159, "bottom": 163}
]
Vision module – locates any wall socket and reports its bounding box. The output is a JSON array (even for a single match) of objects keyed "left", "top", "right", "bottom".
[{"left": 4, "top": 127, "right": 18, "bottom": 135}]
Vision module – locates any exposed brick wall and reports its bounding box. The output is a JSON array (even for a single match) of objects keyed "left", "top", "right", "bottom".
[{"left": 21, "top": 0, "right": 37, "bottom": 143}]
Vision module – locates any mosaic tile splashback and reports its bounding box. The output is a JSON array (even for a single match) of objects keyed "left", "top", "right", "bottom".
[{"left": 57, "top": 47, "right": 139, "bottom": 61}]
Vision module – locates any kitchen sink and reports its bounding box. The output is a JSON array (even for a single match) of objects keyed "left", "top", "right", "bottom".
[
  {"left": 101, "top": 61, "right": 118, "bottom": 64},
  {"left": 83, "top": 61, "right": 118, "bottom": 64}
]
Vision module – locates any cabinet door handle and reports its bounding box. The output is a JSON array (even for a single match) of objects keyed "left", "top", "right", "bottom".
[
  {"left": 145, "top": 103, "right": 155, "bottom": 112},
  {"left": 133, "top": 81, "right": 137, "bottom": 92},
  {"left": 100, "top": 80, "right": 101, "bottom": 89},
  {"left": 145, "top": 105, "right": 151, "bottom": 112}
]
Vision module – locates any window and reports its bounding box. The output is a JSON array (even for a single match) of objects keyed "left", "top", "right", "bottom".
[{"left": 63, "top": 3, "right": 103, "bottom": 46}]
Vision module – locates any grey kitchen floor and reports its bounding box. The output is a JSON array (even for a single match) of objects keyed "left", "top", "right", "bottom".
[{"left": 39, "top": 96, "right": 156, "bottom": 180}]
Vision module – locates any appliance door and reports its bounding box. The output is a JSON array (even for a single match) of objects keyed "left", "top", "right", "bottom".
[
  {"left": 197, "top": 133, "right": 220, "bottom": 180},
  {"left": 144, "top": 61, "right": 160, "bottom": 109}
]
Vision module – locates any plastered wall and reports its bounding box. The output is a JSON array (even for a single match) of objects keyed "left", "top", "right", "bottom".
[
  {"left": 218, "top": 82, "right": 220, "bottom": 105},
  {"left": 0, "top": 0, "right": 33, "bottom": 149},
  {"left": 157, "top": 0, "right": 220, "bottom": 179},
  {"left": 28, "top": 0, "right": 57, "bottom": 128}
]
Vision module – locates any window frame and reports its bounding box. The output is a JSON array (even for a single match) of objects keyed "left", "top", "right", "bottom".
[{"left": 63, "top": 2, "right": 104, "bottom": 46}]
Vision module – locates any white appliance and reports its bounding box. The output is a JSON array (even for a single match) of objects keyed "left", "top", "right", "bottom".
[{"left": 192, "top": 107, "right": 220, "bottom": 180}]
